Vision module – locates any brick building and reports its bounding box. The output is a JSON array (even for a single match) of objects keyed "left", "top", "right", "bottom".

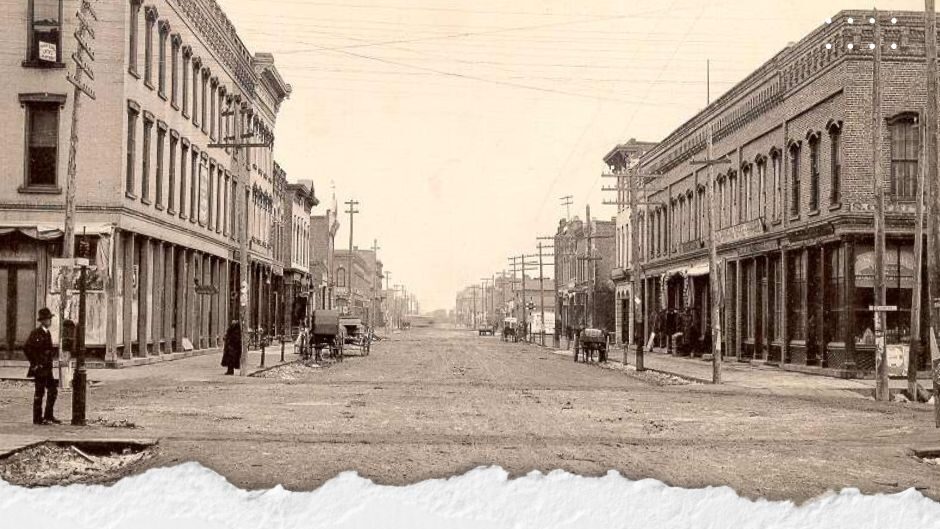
[
  {"left": 612, "top": 10, "right": 932, "bottom": 375},
  {"left": 333, "top": 247, "right": 382, "bottom": 324},
  {"left": 280, "top": 177, "right": 317, "bottom": 335},
  {"left": 604, "top": 139, "right": 658, "bottom": 346},
  {"left": 310, "top": 207, "right": 339, "bottom": 311},
  {"left": 0, "top": 0, "right": 290, "bottom": 363},
  {"left": 553, "top": 211, "right": 616, "bottom": 340}
]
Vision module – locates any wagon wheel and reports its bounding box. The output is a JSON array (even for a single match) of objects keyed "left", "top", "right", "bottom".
[{"left": 337, "top": 337, "right": 344, "bottom": 362}]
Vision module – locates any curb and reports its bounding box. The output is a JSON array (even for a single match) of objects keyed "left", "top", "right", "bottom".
[{"left": 248, "top": 359, "right": 301, "bottom": 377}]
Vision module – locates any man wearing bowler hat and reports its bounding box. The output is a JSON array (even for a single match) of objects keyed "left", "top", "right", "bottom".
[{"left": 24, "top": 307, "right": 60, "bottom": 425}]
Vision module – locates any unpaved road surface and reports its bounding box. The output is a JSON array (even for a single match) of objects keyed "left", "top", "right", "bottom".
[{"left": 1, "top": 327, "right": 938, "bottom": 501}]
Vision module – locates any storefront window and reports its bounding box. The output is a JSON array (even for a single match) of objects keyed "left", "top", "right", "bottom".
[
  {"left": 770, "top": 256, "right": 782, "bottom": 341},
  {"left": 788, "top": 252, "right": 805, "bottom": 341},
  {"left": 853, "top": 243, "right": 914, "bottom": 345},
  {"left": 825, "top": 245, "right": 844, "bottom": 343}
]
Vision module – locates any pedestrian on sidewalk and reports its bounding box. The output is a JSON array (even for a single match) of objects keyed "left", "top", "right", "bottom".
[
  {"left": 222, "top": 320, "right": 241, "bottom": 375},
  {"left": 24, "top": 308, "right": 59, "bottom": 425}
]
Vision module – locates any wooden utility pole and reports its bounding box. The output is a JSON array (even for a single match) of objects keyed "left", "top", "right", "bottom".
[
  {"left": 691, "top": 126, "right": 731, "bottom": 384},
  {"left": 58, "top": 0, "right": 99, "bottom": 387},
  {"left": 538, "top": 243, "right": 547, "bottom": 346},
  {"left": 370, "top": 239, "right": 380, "bottom": 329},
  {"left": 208, "top": 97, "right": 270, "bottom": 376},
  {"left": 925, "top": 0, "right": 940, "bottom": 425},
  {"left": 872, "top": 12, "right": 890, "bottom": 402},
  {"left": 560, "top": 195, "right": 574, "bottom": 220},
  {"left": 911, "top": 121, "right": 926, "bottom": 399},
  {"left": 344, "top": 200, "right": 359, "bottom": 316}
]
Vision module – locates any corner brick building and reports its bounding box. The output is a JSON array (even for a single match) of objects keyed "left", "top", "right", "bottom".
[{"left": 609, "top": 10, "right": 932, "bottom": 375}]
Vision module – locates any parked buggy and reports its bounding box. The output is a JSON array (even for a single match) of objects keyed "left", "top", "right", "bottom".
[
  {"left": 575, "top": 328, "right": 608, "bottom": 363},
  {"left": 340, "top": 317, "right": 371, "bottom": 356},
  {"left": 478, "top": 323, "right": 495, "bottom": 336},
  {"left": 501, "top": 317, "right": 518, "bottom": 342},
  {"left": 305, "top": 310, "right": 344, "bottom": 362}
]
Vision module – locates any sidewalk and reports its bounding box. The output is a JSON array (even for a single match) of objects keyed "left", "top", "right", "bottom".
[
  {"left": 0, "top": 343, "right": 300, "bottom": 383},
  {"left": 551, "top": 345, "right": 933, "bottom": 399}
]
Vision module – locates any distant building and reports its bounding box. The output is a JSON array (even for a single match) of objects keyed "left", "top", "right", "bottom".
[
  {"left": 279, "top": 177, "right": 317, "bottom": 335},
  {"left": 603, "top": 139, "right": 658, "bottom": 346},
  {"left": 333, "top": 247, "right": 382, "bottom": 324},
  {"left": 554, "top": 212, "right": 616, "bottom": 338},
  {"left": 310, "top": 209, "right": 339, "bottom": 310}
]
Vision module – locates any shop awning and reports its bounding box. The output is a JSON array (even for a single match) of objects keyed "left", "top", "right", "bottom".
[
  {"left": 686, "top": 262, "right": 710, "bottom": 277},
  {"left": 0, "top": 223, "right": 113, "bottom": 241}
]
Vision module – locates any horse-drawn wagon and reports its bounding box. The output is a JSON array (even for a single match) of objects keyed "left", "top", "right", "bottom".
[
  {"left": 304, "top": 309, "right": 344, "bottom": 362},
  {"left": 575, "top": 328, "right": 608, "bottom": 363}
]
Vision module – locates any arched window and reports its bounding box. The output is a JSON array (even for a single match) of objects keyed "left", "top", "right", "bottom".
[
  {"left": 337, "top": 267, "right": 347, "bottom": 288},
  {"left": 828, "top": 120, "right": 843, "bottom": 205},
  {"left": 769, "top": 148, "right": 782, "bottom": 221},
  {"left": 889, "top": 113, "right": 919, "bottom": 199},
  {"left": 788, "top": 141, "right": 801, "bottom": 216},
  {"left": 807, "top": 131, "right": 821, "bottom": 211}
]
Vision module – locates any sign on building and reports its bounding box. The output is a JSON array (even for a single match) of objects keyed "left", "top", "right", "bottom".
[{"left": 39, "top": 41, "right": 57, "bottom": 62}]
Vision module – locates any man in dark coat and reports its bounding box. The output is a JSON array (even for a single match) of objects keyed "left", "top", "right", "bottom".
[
  {"left": 222, "top": 320, "right": 241, "bottom": 375},
  {"left": 24, "top": 308, "right": 59, "bottom": 425}
]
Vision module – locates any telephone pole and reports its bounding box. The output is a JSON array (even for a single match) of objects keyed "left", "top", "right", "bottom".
[
  {"left": 924, "top": 0, "right": 940, "bottom": 425},
  {"left": 208, "top": 93, "right": 270, "bottom": 376},
  {"left": 560, "top": 195, "right": 574, "bottom": 220},
  {"left": 910, "top": 121, "right": 926, "bottom": 399},
  {"left": 872, "top": 11, "right": 890, "bottom": 402},
  {"left": 691, "top": 126, "right": 732, "bottom": 384},
  {"left": 536, "top": 242, "right": 555, "bottom": 347},
  {"left": 58, "top": 0, "right": 99, "bottom": 387},
  {"left": 370, "top": 239, "right": 380, "bottom": 329},
  {"left": 344, "top": 200, "right": 360, "bottom": 316}
]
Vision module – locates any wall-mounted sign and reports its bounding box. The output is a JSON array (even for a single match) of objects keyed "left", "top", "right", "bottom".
[{"left": 39, "top": 41, "right": 57, "bottom": 62}]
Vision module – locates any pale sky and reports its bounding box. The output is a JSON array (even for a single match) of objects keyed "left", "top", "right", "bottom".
[{"left": 219, "top": 0, "right": 926, "bottom": 312}]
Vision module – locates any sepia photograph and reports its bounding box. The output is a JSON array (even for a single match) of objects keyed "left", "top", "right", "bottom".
[{"left": 1, "top": 0, "right": 940, "bottom": 527}]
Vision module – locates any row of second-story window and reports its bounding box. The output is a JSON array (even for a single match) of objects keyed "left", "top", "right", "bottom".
[
  {"left": 125, "top": 2, "right": 275, "bottom": 178},
  {"left": 639, "top": 114, "right": 919, "bottom": 261},
  {"left": 293, "top": 217, "right": 309, "bottom": 268},
  {"left": 125, "top": 99, "right": 238, "bottom": 239}
]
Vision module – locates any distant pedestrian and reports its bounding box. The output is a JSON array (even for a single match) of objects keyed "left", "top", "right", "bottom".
[
  {"left": 24, "top": 308, "right": 59, "bottom": 425},
  {"left": 222, "top": 320, "right": 241, "bottom": 375}
]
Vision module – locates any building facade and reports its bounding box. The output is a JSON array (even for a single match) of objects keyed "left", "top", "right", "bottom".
[
  {"left": 280, "top": 177, "right": 316, "bottom": 336},
  {"left": 553, "top": 212, "right": 616, "bottom": 341},
  {"left": 0, "top": 0, "right": 289, "bottom": 363},
  {"left": 309, "top": 209, "right": 339, "bottom": 311},
  {"left": 604, "top": 139, "right": 658, "bottom": 347},
  {"left": 618, "top": 10, "right": 931, "bottom": 374}
]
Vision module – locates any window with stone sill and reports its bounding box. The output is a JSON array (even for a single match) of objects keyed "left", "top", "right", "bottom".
[
  {"left": 143, "top": 6, "right": 157, "bottom": 88},
  {"left": 829, "top": 123, "right": 842, "bottom": 205},
  {"left": 141, "top": 113, "right": 153, "bottom": 203},
  {"left": 22, "top": 94, "right": 65, "bottom": 189},
  {"left": 25, "top": 0, "right": 63, "bottom": 66},
  {"left": 889, "top": 114, "right": 918, "bottom": 200},
  {"left": 158, "top": 21, "right": 169, "bottom": 98},
  {"left": 789, "top": 143, "right": 801, "bottom": 217},
  {"left": 128, "top": 0, "right": 141, "bottom": 75},
  {"left": 808, "top": 133, "right": 820, "bottom": 212},
  {"left": 125, "top": 102, "right": 139, "bottom": 196}
]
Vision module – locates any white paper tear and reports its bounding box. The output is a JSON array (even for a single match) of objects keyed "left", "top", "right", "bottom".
[{"left": 1, "top": 463, "right": 938, "bottom": 529}]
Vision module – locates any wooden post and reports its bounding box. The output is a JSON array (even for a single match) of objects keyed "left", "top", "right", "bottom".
[
  {"left": 910, "top": 121, "right": 926, "bottom": 397},
  {"left": 924, "top": 0, "right": 940, "bottom": 424},
  {"left": 872, "top": 12, "right": 890, "bottom": 402}
]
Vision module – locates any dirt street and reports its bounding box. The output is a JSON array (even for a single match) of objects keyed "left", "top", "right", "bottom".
[{"left": 1, "top": 327, "right": 939, "bottom": 501}]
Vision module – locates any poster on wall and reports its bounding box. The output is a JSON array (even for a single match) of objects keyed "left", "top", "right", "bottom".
[{"left": 46, "top": 233, "right": 112, "bottom": 348}]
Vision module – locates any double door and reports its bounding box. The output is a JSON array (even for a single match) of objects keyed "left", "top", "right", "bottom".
[{"left": 0, "top": 264, "right": 38, "bottom": 356}]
